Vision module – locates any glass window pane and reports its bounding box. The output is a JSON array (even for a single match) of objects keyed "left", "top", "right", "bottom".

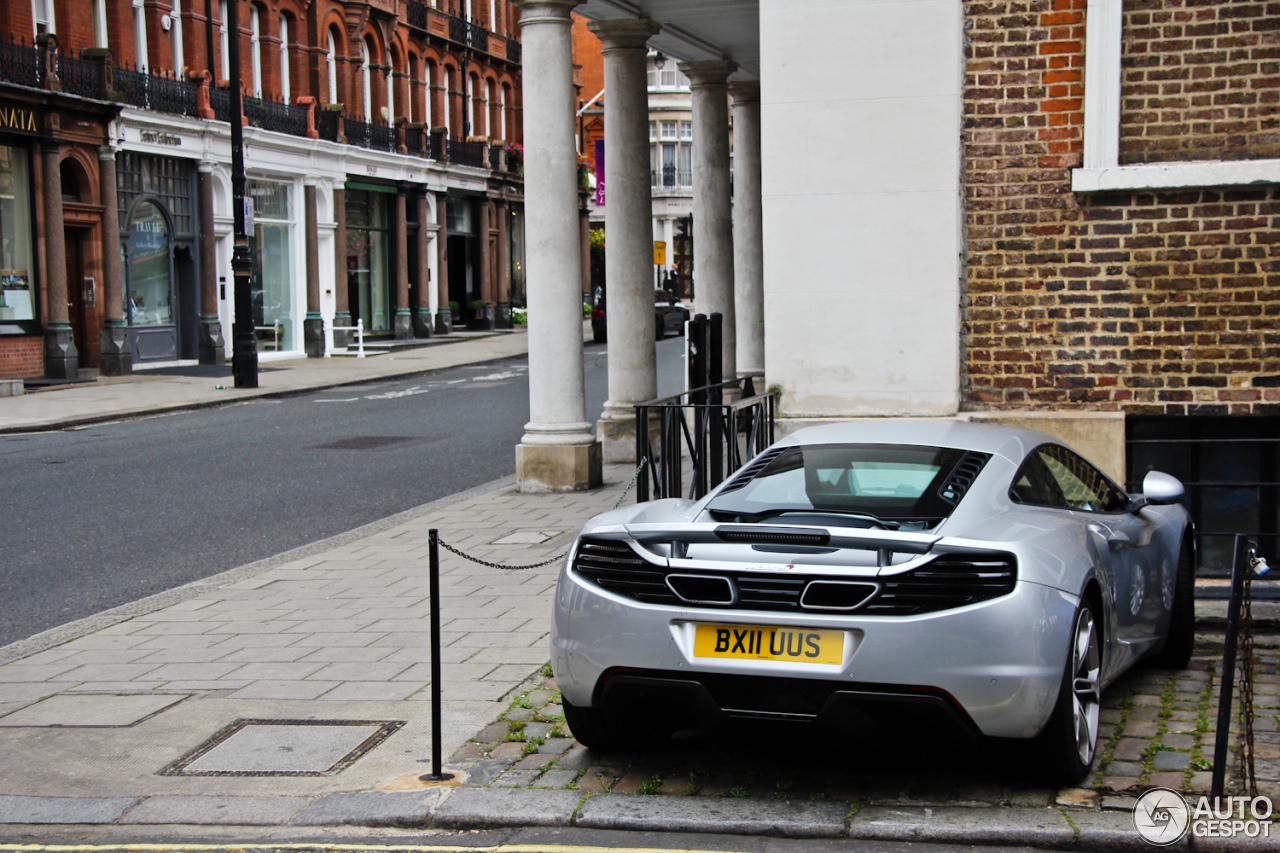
[
  {"left": 0, "top": 146, "right": 35, "bottom": 321},
  {"left": 127, "top": 203, "right": 172, "bottom": 326}
]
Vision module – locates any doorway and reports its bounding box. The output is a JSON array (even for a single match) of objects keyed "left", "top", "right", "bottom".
[{"left": 64, "top": 226, "right": 99, "bottom": 369}]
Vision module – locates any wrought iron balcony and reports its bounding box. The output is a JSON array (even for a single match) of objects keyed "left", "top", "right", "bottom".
[
  {"left": 243, "top": 93, "right": 308, "bottom": 137},
  {"left": 506, "top": 38, "right": 521, "bottom": 64},
  {"left": 344, "top": 115, "right": 396, "bottom": 152},
  {"left": 447, "top": 138, "right": 486, "bottom": 168},
  {"left": 317, "top": 108, "right": 340, "bottom": 142},
  {"left": 210, "top": 85, "right": 232, "bottom": 122},
  {"left": 55, "top": 51, "right": 102, "bottom": 99},
  {"left": 0, "top": 36, "right": 43, "bottom": 88},
  {"left": 467, "top": 21, "right": 488, "bottom": 51},
  {"left": 448, "top": 14, "right": 468, "bottom": 44},
  {"left": 405, "top": 0, "right": 427, "bottom": 30},
  {"left": 115, "top": 63, "right": 199, "bottom": 116}
]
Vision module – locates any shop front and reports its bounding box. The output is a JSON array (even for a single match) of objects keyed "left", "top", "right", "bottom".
[
  {"left": 0, "top": 112, "right": 42, "bottom": 379},
  {"left": 247, "top": 178, "right": 298, "bottom": 355},
  {"left": 345, "top": 183, "right": 394, "bottom": 337}
]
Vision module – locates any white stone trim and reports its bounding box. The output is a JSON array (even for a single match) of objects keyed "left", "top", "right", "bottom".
[{"left": 1074, "top": 0, "right": 1279, "bottom": 192}]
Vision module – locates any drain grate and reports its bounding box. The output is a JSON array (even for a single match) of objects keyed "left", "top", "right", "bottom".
[{"left": 159, "top": 718, "right": 404, "bottom": 777}]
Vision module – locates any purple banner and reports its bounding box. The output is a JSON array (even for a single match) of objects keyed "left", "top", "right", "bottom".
[{"left": 595, "top": 139, "right": 605, "bottom": 207}]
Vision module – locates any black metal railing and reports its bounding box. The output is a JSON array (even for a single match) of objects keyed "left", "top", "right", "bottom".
[
  {"left": 243, "top": 93, "right": 308, "bottom": 137},
  {"left": 447, "top": 137, "right": 486, "bottom": 167},
  {"left": 405, "top": 124, "right": 424, "bottom": 156},
  {"left": 448, "top": 14, "right": 469, "bottom": 44},
  {"left": 489, "top": 145, "right": 503, "bottom": 170},
  {"left": 506, "top": 38, "right": 521, "bottom": 64},
  {"left": 0, "top": 36, "right": 42, "bottom": 88},
  {"left": 467, "top": 21, "right": 488, "bottom": 51},
  {"left": 317, "top": 108, "right": 340, "bottom": 142},
  {"left": 635, "top": 313, "right": 775, "bottom": 502},
  {"left": 210, "top": 84, "right": 232, "bottom": 122},
  {"left": 113, "top": 63, "right": 198, "bottom": 115},
  {"left": 405, "top": 0, "right": 427, "bottom": 30},
  {"left": 56, "top": 51, "right": 102, "bottom": 99},
  {"left": 344, "top": 115, "right": 396, "bottom": 151}
]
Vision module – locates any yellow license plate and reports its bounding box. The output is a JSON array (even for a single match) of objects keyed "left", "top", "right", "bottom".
[{"left": 693, "top": 623, "right": 844, "bottom": 665}]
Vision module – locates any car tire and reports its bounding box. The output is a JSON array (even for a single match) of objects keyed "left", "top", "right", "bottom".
[
  {"left": 593, "top": 329, "right": 606, "bottom": 344},
  {"left": 563, "top": 696, "right": 668, "bottom": 752},
  {"left": 1144, "top": 542, "right": 1195, "bottom": 670},
  {"left": 1035, "top": 601, "right": 1102, "bottom": 785},
  {"left": 656, "top": 317, "right": 665, "bottom": 341}
]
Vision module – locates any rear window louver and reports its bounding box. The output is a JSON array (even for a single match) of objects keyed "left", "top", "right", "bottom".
[
  {"left": 715, "top": 447, "right": 786, "bottom": 495},
  {"left": 937, "top": 451, "right": 992, "bottom": 505},
  {"left": 862, "top": 551, "right": 1016, "bottom": 615}
]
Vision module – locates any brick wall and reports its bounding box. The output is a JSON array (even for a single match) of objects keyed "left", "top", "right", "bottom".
[
  {"left": 1120, "top": 0, "right": 1280, "bottom": 165},
  {"left": 0, "top": 338, "right": 44, "bottom": 380},
  {"left": 963, "top": 0, "right": 1280, "bottom": 417}
]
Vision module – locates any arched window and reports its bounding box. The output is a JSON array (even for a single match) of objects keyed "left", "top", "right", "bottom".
[
  {"left": 500, "top": 83, "right": 509, "bottom": 140},
  {"left": 361, "top": 40, "right": 373, "bottom": 122},
  {"left": 249, "top": 5, "right": 262, "bottom": 97},
  {"left": 487, "top": 79, "right": 497, "bottom": 141},
  {"left": 279, "top": 15, "right": 290, "bottom": 103},
  {"left": 443, "top": 65, "right": 452, "bottom": 135},
  {"left": 326, "top": 29, "right": 338, "bottom": 104},
  {"left": 469, "top": 72, "right": 482, "bottom": 137},
  {"left": 423, "top": 61, "right": 434, "bottom": 128}
]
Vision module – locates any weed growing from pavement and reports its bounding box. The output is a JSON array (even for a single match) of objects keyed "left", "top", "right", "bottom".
[
  {"left": 1093, "top": 686, "right": 1135, "bottom": 787},
  {"left": 685, "top": 770, "right": 709, "bottom": 796},
  {"left": 774, "top": 778, "right": 794, "bottom": 798},
  {"left": 523, "top": 736, "right": 546, "bottom": 755},
  {"left": 637, "top": 775, "right": 663, "bottom": 795},
  {"left": 1137, "top": 674, "right": 1179, "bottom": 786},
  {"left": 511, "top": 695, "right": 534, "bottom": 709},
  {"left": 720, "top": 785, "right": 748, "bottom": 798}
]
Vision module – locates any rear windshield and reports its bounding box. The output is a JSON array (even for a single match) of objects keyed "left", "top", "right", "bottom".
[{"left": 706, "top": 443, "right": 981, "bottom": 530}]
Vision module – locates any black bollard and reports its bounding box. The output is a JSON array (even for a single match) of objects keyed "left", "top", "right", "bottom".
[{"left": 420, "top": 529, "right": 454, "bottom": 782}]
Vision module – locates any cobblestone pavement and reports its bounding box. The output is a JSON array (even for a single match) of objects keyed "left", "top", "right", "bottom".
[{"left": 448, "top": 635, "right": 1280, "bottom": 810}]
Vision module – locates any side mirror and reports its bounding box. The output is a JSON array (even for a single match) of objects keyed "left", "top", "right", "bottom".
[{"left": 1140, "top": 470, "right": 1185, "bottom": 506}]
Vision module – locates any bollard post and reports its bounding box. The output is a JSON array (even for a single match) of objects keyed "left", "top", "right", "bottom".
[
  {"left": 419, "top": 529, "right": 454, "bottom": 782},
  {"left": 1211, "top": 534, "right": 1250, "bottom": 800}
]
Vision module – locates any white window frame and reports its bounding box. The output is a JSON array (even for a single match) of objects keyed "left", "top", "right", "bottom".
[
  {"left": 171, "top": 0, "right": 185, "bottom": 74},
  {"left": 649, "top": 121, "right": 656, "bottom": 142},
  {"left": 32, "top": 0, "right": 54, "bottom": 36},
  {"left": 679, "top": 121, "right": 692, "bottom": 141},
  {"left": 361, "top": 40, "right": 373, "bottom": 123},
  {"left": 1072, "top": 0, "right": 1280, "bottom": 192},
  {"left": 499, "top": 84, "right": 506, "bottom": 140},
  {"left": 326, "top": 29, "right": 337, "bottom": 104},
  {"left": 93, "top": 0, "right": 108, "bottom": 47},
  {"left": 660, "top": 121, "right": 676, "bottom": 141},
  {"left": 279, "top": 15, "right": 290, "bottom": 103},
  {"left": 249, "top": 5, "right": 262, "bottom": 97},
  {"left": 219, "top": 0, "right": 229, "bottom": 81},
  {"left": 424, "top": 63, "right": 433, "bottom": 128},
  {"left": 133, "top": 0, "right": 148, "bottom": 70},
  {"left": 443, "top": 66, "right": 452, "bottom": 135},
  {"left": 386, "top": 61, "right": 394, "bottom": 122}
]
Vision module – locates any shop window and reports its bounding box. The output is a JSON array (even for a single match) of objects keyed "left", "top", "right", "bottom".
[
  {"left": 1128, "top": 416, "right": 1280, "bottom": 577},
  {"left": 126, "top": 202, "right": 173, "bottom": 327},
  {"left": 0, "top": 146, "right": 35, "bottom": 323},
  {"left": 247, "top": 179, "right": 295, "bottom": 352},
  {"left": 345, "top": 189, "right": 390, "bottom": 333}
]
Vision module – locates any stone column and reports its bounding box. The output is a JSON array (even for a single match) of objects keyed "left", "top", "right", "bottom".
[
  {"left": 303, "top": 181, "right": 324, "bottom": 357},
  {"left": 513, "top": 0, "right": 601, "bottom": 492},
  {"left": 332, "top": 186, "right": 351, "bottom": 349},
  {"left": 681, "top": 59, "right": 738, "bottom": 382},
  {"left": 590, "top": 18, "right": 661, "bottom": 463},
  {"left": 434, "top": 191, "right": 452, "bottom": 334},
  {"left": 477, "top": 198, "right": 492, "bottom": 329},
  {"left": 496, "top": 198, "right": 511, "bottom": 328},
  {"left": 730, "top": 80, "right": 763, "bottom": 378},
  {"left": 414, "top": 194, "right": 433, "bottom": 338},
  {"left": 196, "top": 161, "right": 223, "bottom": 365},
  {"left": 41, "top": 140, "right": 77, "bottom": 379},
  {"left": 99, "top": 145, "right": 130, "bottom": 375},
  {"left": 394, "top": 189, "right": 411, "bottom": 338}
]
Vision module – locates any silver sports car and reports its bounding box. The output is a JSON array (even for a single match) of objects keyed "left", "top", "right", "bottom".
[{"left": 551, "top": 421, "right": 1195, "bottom": 783}]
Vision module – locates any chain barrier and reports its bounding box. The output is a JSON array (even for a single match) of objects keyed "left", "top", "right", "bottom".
[
  {"left": 435, "top": 457, "right": 647, "bottom": 572},
  {"left": 1239, "top": 541, "right": 1269, "bottom": 797}
]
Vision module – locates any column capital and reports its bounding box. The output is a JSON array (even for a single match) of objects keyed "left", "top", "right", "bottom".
[
  {"left": 678, "top": 59, "right": 738, "bottom": 88},
  {"left": 98, "top": 143, "right": 117, "bottom": 160},
  {"left": 513, "top": 0, "right": 582, "bottom": 25},
  {"left": 729, "top": 80, "right": 761, "bottom": 105},
  {"left": 587, "top": 18, "right": 661, "bottom": 51}
]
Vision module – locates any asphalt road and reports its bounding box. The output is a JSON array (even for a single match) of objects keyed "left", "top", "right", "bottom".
[{"left": 0, "top": 337, "right": 688, "bottom": 648}]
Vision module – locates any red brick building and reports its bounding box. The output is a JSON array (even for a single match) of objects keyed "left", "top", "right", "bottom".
[{"left": 0, "top": 0, "right": 526, "bottom": 381}]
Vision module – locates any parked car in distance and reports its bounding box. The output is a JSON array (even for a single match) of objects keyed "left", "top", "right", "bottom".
[
  {"left": 591, "top": 287, "right": 691, "bottom": 343},
  {"left": 551, "top": 421, "right": 1195, "bottom": 784}
]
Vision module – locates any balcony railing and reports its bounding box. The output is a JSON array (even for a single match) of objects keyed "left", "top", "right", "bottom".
[
  {"left": 55, "top": 51, "right": 102, "bottom": 99},
  {"left": 652, "top": 167, "right": 694, "bottom": 190},
  {"left": 447, "top": 138, "right": 487, "bottom": 168},
  {"left": 506, "top": 38, "right": 521, "bottom": 64},
  {"left": 405, "top": 0, "right": 427, "bottom": 30},
  {"left": 210, "top": 85, "right": 232, "bottom": 122},
  {"left": 467, "top": 21, "right": 489, "bottom": 51},
  {"left": 0, "top": 36, "right": 43, "bottom": 88},
  {"left": 317, "top": 108, "right": 340, "bottom": 142},
  {"left": 115, "top": 63, "right": 199, "bottom": 116},
  {"left": 344, "top": 115, "right": 396, "bottom": 152},
  {"left": 243, "top": 93, "right": 308, "bottom": 137}
]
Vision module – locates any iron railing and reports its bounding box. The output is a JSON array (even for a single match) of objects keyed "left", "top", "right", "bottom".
[
  {"left": 0, "top": 36, "right": 42, "bottom": 88},
  {"left": 210, "top": 84, "right": 232, "bottom": 122},
  {"left": 448, "top": 14, "right": 469, "bottom": 44},
  {"left": 243, "top": 93, "right": 308, "bottom": 137},
  {"left": 405, "top": 0, "right": 427, "bottom": 30},
  {"left": 405, "top": 124, "right": 424, "bottom": 156},
  {"left": 317, "top": 108, "right": 340, "bottom": 142},
  {"left": 636, "top": 375, "right": 775, "bottom": 503},
  {"left": 113, "top": 63, "right": 199, "bottom": 115},
  {"left": 55, "top": 51, "right": 102, "bottom": 99},
  {"left": 467, "top": 21, "right": 489, "bottom": 51},
  {"left": 447, "top": 138, "right": 486, "bottom": 167},
  {"left": 506, "top": 38, "right": 521, "bottom": 64},
  {"left": 344, "top": 115, "right": 396, "bottom": 151},
  {"left": 489, "top": 145, "right": 503, "bottom": 170}
]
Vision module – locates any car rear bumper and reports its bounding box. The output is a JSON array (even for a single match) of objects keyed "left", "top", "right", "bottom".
[{"left": 551, "top": 567, "right": 1079, "bottom": 739}]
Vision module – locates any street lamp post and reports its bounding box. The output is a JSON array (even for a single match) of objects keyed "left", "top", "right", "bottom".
[{"left": 226, "top": 0, "right": 258, "bottom": 388}]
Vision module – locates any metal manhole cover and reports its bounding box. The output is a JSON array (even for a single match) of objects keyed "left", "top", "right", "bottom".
[{"left": 159, "top": 719, "right": 404, "bottom": 777}]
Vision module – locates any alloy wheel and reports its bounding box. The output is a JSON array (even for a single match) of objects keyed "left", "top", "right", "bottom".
[{"left": 1071, "top": 608, "right": 1102, "bottom": 765}]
